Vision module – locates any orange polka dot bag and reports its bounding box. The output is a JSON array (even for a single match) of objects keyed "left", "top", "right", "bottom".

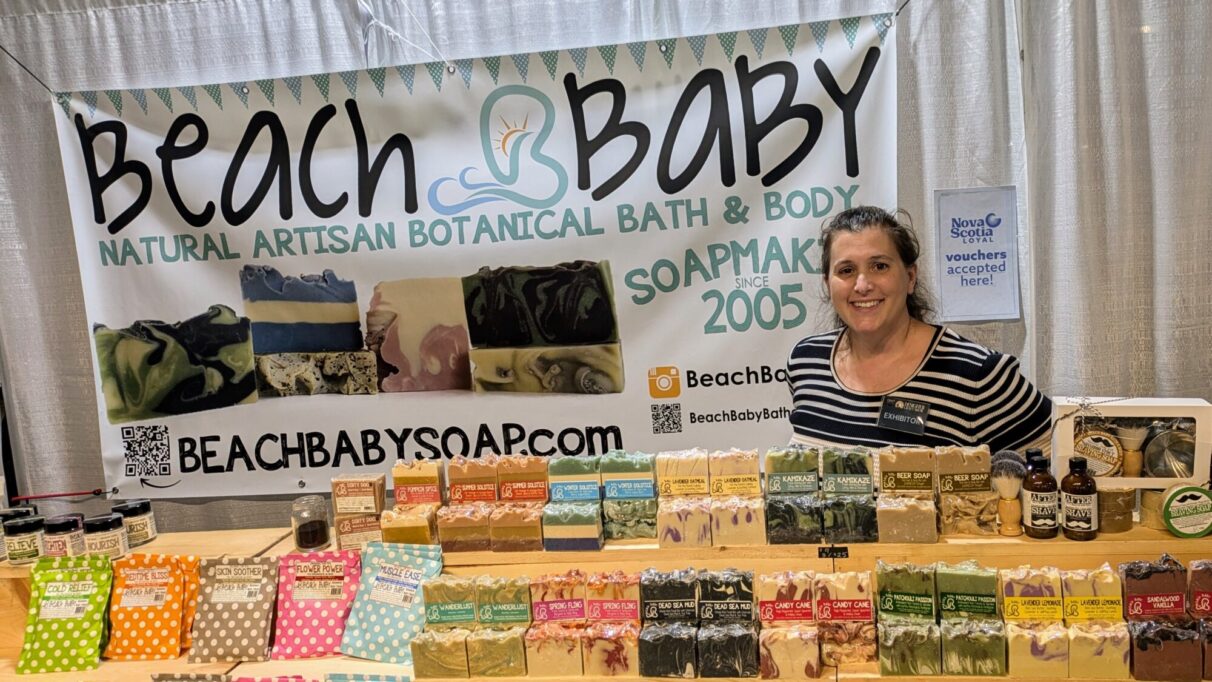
[{"left": 104, "top": 553, "right": 187, "bottom": 659}]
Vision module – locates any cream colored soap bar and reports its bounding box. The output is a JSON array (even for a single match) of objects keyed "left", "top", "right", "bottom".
[
  {"left": 708, "top": 449, "right": 761, "bottom": 497},
  {"left": 876, "top": 495, "right": 938, "bottom": 543},
  {"left": 380, "top": 503, "right": 438, "bottom": 544},
  {"left": 813, "top": 572, "right": 873, "bottom": 622},
  {"left": 525, "top": 622, "right": 583, "bottom": 677},
  {"left": 710, "top": 496, "right": 765, "bottom": 545},
  {"left": 1007, "top": 621, "right": 1068, "bottom": 679},
  {"left": 658, "top": 496, "right": 712, "bottom": 548},
  {"left": 392, "top": 460, "right": 444, "bottom": 505},
  {"left": 448, "top": 454, "right": 498, "bottom": 503},
  {"left": 757, "top": 571, "right": 815, "bottom": 624},
  {"left": 1001, "top": 566, "right": 1063, "bottom": 621},
  {"left": 818, "top": 621, "right": 876, "bottom": 665},
  {"left": 1068, "top": 620, "right": 1130, "bottom": 679},
  {"left": 582, "top": 622, "right": 640, "bottom": 676},
  {"left": 1061, "top": 563, "right": 1123, "bottom": 622},
  {"left": 936, "top": 445, "right": 992, "bottom": 492},
  {"left": 656, "top": 448, "right": 709, "bottom": 496},
  {"left": 878, "top": 446, "right": 936, "bottom": 496},
  {"left": 759, "top": 625, "right": 821, "bottom": 679}
]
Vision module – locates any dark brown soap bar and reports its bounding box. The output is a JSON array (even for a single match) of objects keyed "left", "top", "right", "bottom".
[
  {"left": 1130, "top": 619, "right": 1201, "bottom": 681},
  {"left": 697, "top": 623, "right": 759, "bottom": 678},
  {"left": 1190, "top": 560, "right": 1212, "bottom": 617},
  {"left": 639, "top": 623, "right": 697, "bottom": 678},
  {"left": 642, "top": 568, "right": 699, "bottom": 623},
  {"left": 1120, "top": 554, "right": 1188, "bottom": 620},
  {"left": 1202, "top": 619, "right": 1212, "bottom": 681},
  {"left": 697, "top": 569, "right": 754, "bottom": 623}
]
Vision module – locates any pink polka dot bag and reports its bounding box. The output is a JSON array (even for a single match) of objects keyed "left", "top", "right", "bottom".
[{"left": 270, "top": 549, "right": 362, "bottom": 659}]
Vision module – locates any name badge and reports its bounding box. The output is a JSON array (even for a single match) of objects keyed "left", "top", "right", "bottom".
[{"left": 878, "top": 397, "right": 929, "bottom": 435}]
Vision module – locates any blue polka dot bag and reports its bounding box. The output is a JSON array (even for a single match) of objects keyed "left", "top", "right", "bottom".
[{"left": 339, "top": 542, "right": 443, "bottom": 664}]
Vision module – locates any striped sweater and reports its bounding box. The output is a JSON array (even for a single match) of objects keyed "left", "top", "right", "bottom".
[{"left": 787, "top": 326, "right": 1053, "bottom": 453}]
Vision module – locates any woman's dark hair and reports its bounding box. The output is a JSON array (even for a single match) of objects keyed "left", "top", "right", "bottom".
[{"left": 819, "top": 205, "right": 935, "bottom": 326}]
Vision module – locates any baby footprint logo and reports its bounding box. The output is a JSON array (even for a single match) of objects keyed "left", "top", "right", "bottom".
[{"left": 428, "top": 85, "right": 568, "bottom": 215}]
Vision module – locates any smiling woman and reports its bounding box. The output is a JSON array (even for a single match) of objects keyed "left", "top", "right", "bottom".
[{"left": 786, "top": 206, "right": 1053, "bottom": 453}]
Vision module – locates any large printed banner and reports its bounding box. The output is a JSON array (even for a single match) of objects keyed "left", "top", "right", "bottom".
[{"left": 52, "top": 16, "right": 896, "bottom": 498}]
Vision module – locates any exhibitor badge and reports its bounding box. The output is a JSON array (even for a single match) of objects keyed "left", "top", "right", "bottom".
[{"left": 878, "top": 397, "right": 929, "bottom": 436}]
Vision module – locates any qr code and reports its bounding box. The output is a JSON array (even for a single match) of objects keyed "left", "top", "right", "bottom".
[
  {"left": 651, "top": 403, "right": 682, "bottom": 434},
  {"left": 121, "top": 425, "right": 171, "bottom": 477}
]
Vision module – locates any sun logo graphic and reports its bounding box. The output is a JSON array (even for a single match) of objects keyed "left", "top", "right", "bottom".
[{"left": 428, "top": 85, "right": 568, "bottom": 215}]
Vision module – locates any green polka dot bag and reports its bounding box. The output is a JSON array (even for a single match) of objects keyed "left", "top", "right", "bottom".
[
  {"left": 18, "top": 554, "right": 114, "bottom": 674},
  {"left": 339, "top": 542, "right": 443, "bottom": 664}
]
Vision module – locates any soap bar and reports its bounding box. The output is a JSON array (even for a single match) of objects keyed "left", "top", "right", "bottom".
[
  {"left": 642, "top": 568, "right": 699, "bottom": 623},
  {"left": 877, "top": 447, "right": 935, "bottom": 496},
  {"left": 875, "top": 495, "right": 937, "bottom": 543},
  {"left": 698, "top": 569, "right": 755, "bottom": 624},
  {"left": 658, "top": 496, "right": 712, "bottom": 548},
  {"left": 656, "top": 448, "right": 709, "bottom": 497},
  {"left": 1068, "top": 620, "right": 1130, "bottom": 679},
  {"left": 820, "top": 495, "right": 878, "bottom": 543},
  {"left": 600, "top": 450, "right": 656, "bottom": 499},
  {"left": 757, "top": 571, "right": 815, "bottom": 624},
  {"left": 587, "top": 571, "right": 641, "bottom": 622},
  {"left": 422, "top": 576, "right": 478, "bottom": 630},
  {"left": 758, "top": 624, "right": 820, "bottom": 679},
  {"left": 1202, "top": 619, "right": 1212, "bottom": 680},
  {"left": 256, "top": 352, "right": 377, "bottom": 397},
  {"left": 764, "top": 445, "right": 820, "bottom": 494},
  {"left": 820, "top": 447, "right": 873, "bottom": 495},
  {"left": 941, "top": 618, "right": 1005, "bottom": 676},
  {"left": 1000, "top": 565, "right": 1063, "bottom": 621},
  {"left": 936, "top": 560, "right": 998, "bottom": 618},
  {"left": 531, "top": 570, "right": 587, "bottom": 623},
  {"left": 710, "top": 496, "right": 766, "bottom": 546},
  {"left": 936, "top": 445, "right": 992, "bottom": 493},
  {"left": 93, "top": 304, "right": 257, "bottom": 423},
  {"left": 817, "top": 621, "right": 877, "bottom": 665},
  {"left": 391, "top": 460, "right": 444, "bottom": 506},
  {"left": 1190, "top": 560, "right": 1212, "bottom": 617},
  {"left": 878, "top": 617, "right": 941, "bottom": 676},
  {"left": 1007, "top": 620, "right": 1068, "bottom": 678},
  {"left": 876, "top": 560, "right": 936, "bottom": 620},
  {"left": 1061, "top": 563, "right": 1123, "bottom": 622},
  {"left": 476, "top": 575, "right": 532, "bottom": 626},
  {"left": 380, "top": 504, "right": 438, "bottom": 544},
  {"left": 365, "top": 277, "right": 470, "bottom": 392},
  {"left": 708, "top": 449, "right": 762, "bottom": 497},
  {"left": 548, "top": 455, "right": 601, "bottom": 502},
  {"left": 640, "top": 623, "right": 697, "bottom": 678},
  {"left": 766, "top": 494, "right": 824, "bottom": 544},
  {"left": 332, "top": 474, "right": 387, "bottom": 515},
  {"left": 939, "top": 490, "right": 999, "bottom": 536},
  {"left": 489, "top": 502, "right": 544, "bottom": 552},
  {"left": 603, "top": 498, "right": 657, "bottom": 539},
  {"left": 525, "top": 622, "right": 584, "bottom": 677},
  {"left": 468, "top": 626, "right": 527, "bottom": 677},
  {"left": 469, "top": 344, "right": 624, "bottom": 394},
  {"left": 410, "top": 628, "right": 470, "bottom": 678},
  {"left": 813, "top": 572, "right": 873, "bottom": 622},
  {"left": 1099, "top": 488, "right": 1136, "bottom": 534},
  {"left": 583, "top": 622, "right": 641, "bottom": 676},
  {"left": 240, "top": 265, "right": 361, "bottom": 354},
  {"left": 437, "top": 503, "right": 492, "bottom": 552},
  {"left": 1121, "top": 553, "right": 1188, "bottom": 619},
  {"left": 462, "top": 260, "right": 619, "bottom": 347},
  {"left": 498, "top": 455, "right": 549, "bottom": 503},
  {"left": 1130, "top": 619, "right": 1202, "bottom": 681},
  {"left": 542, "top": 501, "right": 604, "bottom": 551},
  {"left": 697, "top": 623, "right": 759, "bottom": 677},
  {"left": 448, "top": 454, "right": 498, "bottom": 503}
]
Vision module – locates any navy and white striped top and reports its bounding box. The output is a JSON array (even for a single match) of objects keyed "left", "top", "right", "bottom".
[{"left": 787, "top": 326, "right": 1053, "bottom": 453}]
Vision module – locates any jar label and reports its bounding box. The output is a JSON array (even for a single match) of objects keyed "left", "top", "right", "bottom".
[
  {"left": 1062, "top": 492, "right": 1098, "bottom": 531},
  {"left": 1022, "top": 490, "right": 1059, "bottom": 529},
  {"left": 126, "top": 514, "right": 157, "bottom": 545},
  {"left": 5, "top": 532, "right": 44, "bottom": 562},
  {"left": 85, "top": 529, "right": 128, "bottom": 558},
  {"left": 1162, "top": 486, "right": 1212, "bottom": 538}
]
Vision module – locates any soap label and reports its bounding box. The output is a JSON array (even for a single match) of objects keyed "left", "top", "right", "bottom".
[
  {"left": 587, "top": 599, "right": 639, "bottom": 621},
  {"left": 394, "top": 483, "right": 442, "bottom": 505},
  {"left": 1193, "top": 591, "right": 1212, "bottom": 615},
  {"left": 1064, "top": 596, "right": 1123, "bottom": 620},
  {"left": 500, "top": 479, "right": 548, "bottom": 502},
  {"left": 38, "top": 581, "right": 97, "bottom": 620},
  {"left": 43, "top": 531, "right": 85, "bottom": 558},
  {"left": 939, "top": 472, "right": 991, "bottom": 493},
  {"left": 1023, "top": 490, "right": 1059, "bottom": 529},
  {"left": 5, "top": 533, "right": 44, "bottom": 562},
  {"left": 125, "top": 515, "right": 157, "bottom": 544},
  {"left": 369, "top": 563, "right": 422, "bottom": 608},
  {"left": 880, "top": 471, "right": 934, "bottom": 492},
  {"left": 336, "top": 515, "right": 382, "bottom": 551},
  {"left": 1162, "top": 486, "right": 1212, "bottom": 538},
  {"left": 1126, "top": 593, "right": 1186, "bottom": 618},
  {"left": 710, "top": 474, "right": 762, "bottom": 497},
  {"left": 643, "top": 599, "right": 697, "bottom": 622},
  {"left": 816, "top": 598, "right": 872, "bottom": 621},
  {"left": 699, "top": 599, "right": 754, "bottom": 622},
  {"left": 426, "top": 601, "right": 476, "bottom": 624},
  {"left": 821, "top": 474, "right": 873, "bottom": 495},
  {"left": 479, "top": 601, "right": 531, "bottom": 624},
  {"left": 878, "top": 591, "right": 935, "bottom": 618},
  {"left": 759, "top": 599, "right": 814, "bottom": 622},
  {"left": 549, "top": 481, "right": 601, "bottom": 501},
  {"left": 766, "top": 472, "right": 818, "bottom": 494},
  {"left": 293, "top": 561, "right": 347, "bottom": 601},
  {"left": 450, "top": 482, "right": 498, "bottom": 503},
  {"left": 211, "top": 564, "right": 267, "bottom": 604},
  {"left": 939, "top": 592, "right": 997, "bottom": 616},
  {"left": 1061, "top": 492, "right": 1098, "bottom": 531},
  {"left": 604, "top": 479, "right": 655, "bottom": 499},
  {"left": 118, "top": 567, "right": 172, "bottom": 608},
  {"left": 1003, "top": 596, "right": 1063, "bottom": 621},
  {"left": 659, "top": 476, "right": 710, "bottom": 496},
  {"left": 334, "top": 479, "right": 381, "bottom": 513},
  {"left": 533, "top": 598, "right": 585, "bottom": 622}
]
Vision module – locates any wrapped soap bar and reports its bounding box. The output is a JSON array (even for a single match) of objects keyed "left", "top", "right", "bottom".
[
  {"left": 1130, "top": 619, "right": 1202, "bottom": 681},
  {"left": 764, "top": 445, "right": 819, "bottom": 495},
  {"left": 583, "top": 622, "right": 641, "bottom": 676},
  {"left": 640, "top": 623, "right": 698, "bottom": 678},
  {"left": 1068, "top": 620, "right": 1130, "bottom": 679},
  {"left": 942, "top": 618, "right": 1005, "bottom": 676},
  {"left": 656, "top": 448, "right": 709, "bottom": 497},
  {"left": 642, "top": 568, "right": 699, "bottom": 623},
  {"left": 531, "top": 570, "right": 587, "bottom": 623},
  {"left": 380, "top": 504, "right": 438, "bottom": 544},
  {"left": 332, "top": 474, "right": 387, "bottom": 515},
  {"left": 603, "top": 498, "right": 657, "bottom": 539},
  {"left": 437, "top": 503, "right": 493, "bottom": 552},
  {"left": 658, "top": 496, "right": 712, "bottom": 548},
  {"left": 365, "top": 276, "right": 471, "bottom": 392},
  {"left": 489, "top": 502, "right": 544, "bottom": 551},
  {"left": 1190, "top": 560, "right": 1212, "bottom": 617},
  {"left": 766, "top": 494, "right": 823, "bottom": 544},
  {"left": 936, "top": 561, "right": 999, "bottom": 619},
  {"left": 1099, "top": 487, "right": 1136, "bottom": 534},
  {"left": 469, "top": 344, "right": 624, "bottom": 394},
  {"left": 498, "top": 455, "right": 549, "bottom": 502},
  {"left": 697, "top": 623, "right": 759, "bottom": 677},
  {"left": 601, "top": 450, "right": 656, "bottom": 499},
  {"left": 542, "top": 501, "right": 604, "bottom": 551},
  {"left": 1000, "top": 565, "right": 1063, "bottom": 621},
  {"left": 876, "top": 560, "right": 936, "bottom": 620},
  {"left": 936, "top": 445, "right": 992, "bottom": 493},
  {"left": 587, "top": 570, "right": 641, "bottom": 622},
  {"left": 708, "top": 448, "right": 761, "bottom": 497},
  {"left": 476, "top": 575, "right": 532, "bottom": 626},
  {"left": 17, "top": 555, "right": 113, "bottom": 674},
  {"left": 813, "top": 572, "right": 873, "bottom": 623},
  {"left": 1121, "top": 554, "right": 1188, "bottom": 620},
  {"left": 548, "top": 454, "right": 601, "bottom": 502},
  {"left": 820, "top": 447, "right": 873, "bottom": 495},
  {"left": 1061, "top": 563, "right": 1123, "bottom": 622},
  {"left": 391, "top": 460, "right": 444, "bottom": 506},
  {"left": 817, "top": 621, "right": 877, "bottom": 665},
  {"left": 335, "top": 513, "right": 382, "bottom": 552},
  {"left": 270, "top": 551, "right": 361, "bottom": 659},
  {"left": 423, "top": 576, "right": 478, "bottom": 630},
  {"left": 758, "top": 624, "right": 820, "bottom": 679},
  {"left": 190, "top": 557, "right": 279, "bottom": 663},
  {"left": 1006, "top": 620, "right": 1068, "bottom": 678},
  {"left": 821, "top": 495, "right": 878, "bottom": 543},
  {"left": 468, "top": 626, "right": 527, "bottom": 677},
  {"left": 757, "top": 571, "right": 815, "bottom": 624},
  {"left": 875, "top": 495, "right": 937, "bottom": 543},
  {"left": 939, "top": 490, "right": 999, "bottom": 536},
  {"left": 710, "top": 496, "right": 766, "bottom": 546},
  {"left": 255, "top": 351, "right": 377, "bottom": 396},
  {"left": 877, "top": 446, "right": 936, "bottom": 496},
  {"left": 339, "top": 542, "right": 443, "bottom": 663},
  {"left": 448, "top": 454, "right": 499, "bottom": 503},
  {"left": 410, "top": 628, "right": 470, "bottom": 678},
  {"left": 698, "top": 569, "right": 755, "bottom": 624},
  {"left": 878, "top": 617, "right": 941, "bottom": 676},
  {"left": 1202, "top": 619, "right": 1212, "bottom": 680},
  {"left": 525, "top": 622, "right": 584, "bottom": 677}
]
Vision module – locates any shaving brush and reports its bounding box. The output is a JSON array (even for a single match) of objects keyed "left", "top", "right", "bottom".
[
  {"left": 991, "top": 458, "right": 1027, "bottom": 537},
  {"left": 992, "top": 449, "right": 1027, "bottom": 466}
]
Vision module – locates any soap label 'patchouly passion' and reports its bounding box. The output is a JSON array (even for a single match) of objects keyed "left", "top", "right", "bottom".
[
  {"left": 879, "top": 591, "right": 934, "bottom": 617},
  {"left": 939, "top": 592, "right": 998, "bottom": 617},
  {"left": 1126, "top": 593, "right": 1186, "bottom": 618},
  {"left": 1003, "top": 596, "right": 1063, "bottom": 621},
  {"left": 369, "top": 564, "right": 422, "bottom": 608},
  {"left": 815, "top": 598, "right": 872, "bottom": 621}
]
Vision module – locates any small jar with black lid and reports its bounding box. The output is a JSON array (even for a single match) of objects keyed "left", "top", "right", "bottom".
[
  {"left": 291, "top": 495, "right": 331, "bottom": 552},
  {"left": 112, "top": 499, "right": 157, "bottom": 547},
  {"left": 0, "top": 507, "right": 35, "bottom": 561},
  {"left": 84, "top": 513, "right": 129, "bottom": 558},
  {"left": 44, "top": 514, "right": 86, "bottom": 558},
  {"left": 4, "top": 516, "right": 46, "bottom": 565}
]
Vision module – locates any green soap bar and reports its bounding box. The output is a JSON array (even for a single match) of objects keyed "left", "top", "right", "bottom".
[
  {"left": 876, "top": 561, "right": 936, "bottom": 620},
  {"left": 941, "top": 618, "right": 1006, "bottom": 676},
  {"left": 821, "top": 495, "right": 878, "bottom": 543},
  {"left": 549, "top": 455, "right": 600, "bottom": 476},
  {"left": 410, "top": 628, "right": 470, "bottom": 678},
  {"left": 467, "top": 626, "right": 528, "bottom": 677},
  {"left": 821, "top": 447, "right": 873, "bottom": 475},
  {"left": 936, "top": 560, "right": 999, "bottom": 617},
  {"left": 879, "top": 617, "right": 942, "bottom": 676},
  {"left": 765, "top": 445, "right": 819, "bottom": 473},
  {"left": 423, "top": 576, "right": 478, "bottom": 629},
  {"left": 604, "top": 498, "right": 657, "bottom": 539},
  {"left": 542, "top": 501, "right": 602, "bottom": 526},
  {"left": 600, "top": 450, "right": 655, "bottom": 473}
]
